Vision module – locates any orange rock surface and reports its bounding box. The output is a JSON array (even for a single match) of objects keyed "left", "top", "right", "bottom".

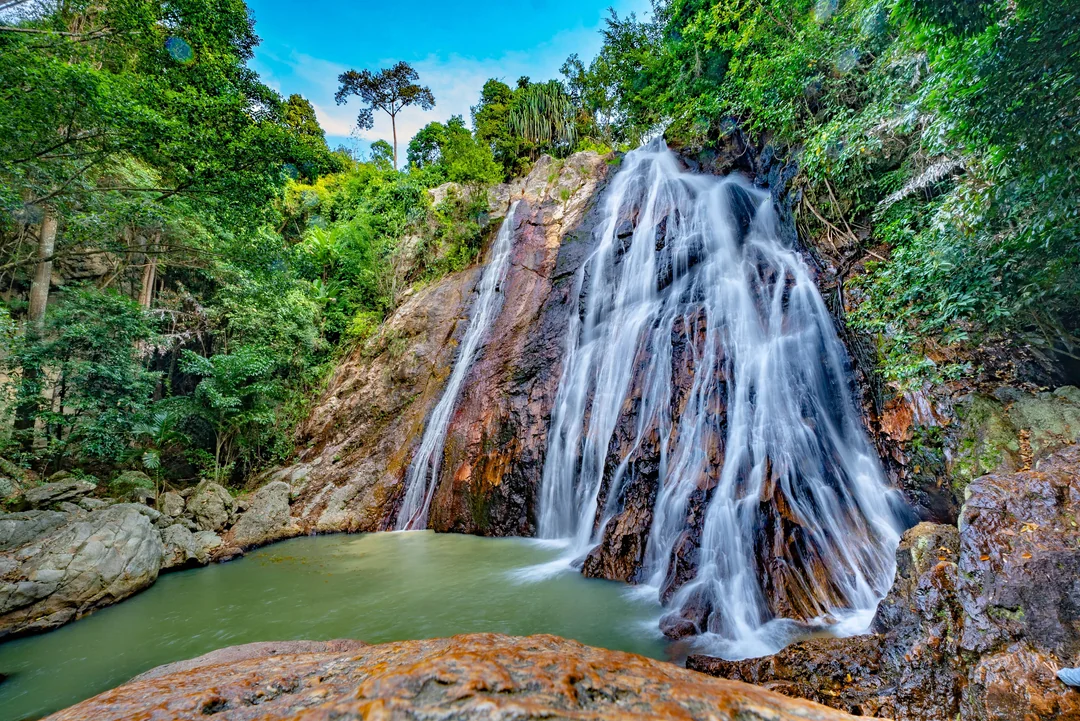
[{"left": 47, "top": 633, "right": 871, "bottom": 721}]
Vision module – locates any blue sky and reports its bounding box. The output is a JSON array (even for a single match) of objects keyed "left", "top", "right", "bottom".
[{"left": 247, "top": 0, "right": 653, "bottom": 159}]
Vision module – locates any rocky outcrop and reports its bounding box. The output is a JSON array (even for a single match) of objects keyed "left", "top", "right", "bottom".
[
  {"left": 224, "top": 481, "right": 299, "bottom": 549},
  {"left": 872, "top": 385, "right": 1080, "bottom": 526},
  {"left": 689, "top": 444, "right": 1080, "bottom": 720},
  {"left": 161, "top": 524, "right": 209, "bottom": 570},
  {"left": 186, "top": 482, "right": 234, "bottom": 532},
  {"left": 0, "top": 504, "right": 164, "bottom": 638},
  {"left": 47, "top": 633, "right": 870, "bottom": 721},
  {"left": 23, "top": 480, "right": 96, "bottom": 509},
  {"left": 278, "top": 152, "right": 612, "bottom": 537}
]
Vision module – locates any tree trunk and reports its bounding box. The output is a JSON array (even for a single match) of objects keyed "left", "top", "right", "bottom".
[
  {"left": 138, "top": 232, "right": 159, "bottom": 309},
  {"left": 27, "top": 208, "right": 57, "bottom": 331},
  {"left": 15, "top": 206, "right": 58, "bottom": 450},
  {"left": 391, "top": 114, "right": 398, "bottom": 169}
]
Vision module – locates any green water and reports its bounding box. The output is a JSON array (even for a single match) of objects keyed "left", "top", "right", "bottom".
[{"left": 0, "top": 532, "right": 666, "bottom": 721}]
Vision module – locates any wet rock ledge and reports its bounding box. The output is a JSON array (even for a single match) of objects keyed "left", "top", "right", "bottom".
[
  {"left": 46, "top": 633, "right": 869, "bottom": 721},
  {"left": 689, "top": 444, "right": 1080, "bottom": 721}
]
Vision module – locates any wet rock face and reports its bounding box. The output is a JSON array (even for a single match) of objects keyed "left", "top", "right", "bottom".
[
  {"left": 47, "top": 633, "right": 871, "bottom": 721},
  {"left": 690, "top": 445, "right": 1080, "bottom": 721},
  {"left": 868, "top": 381, "right": 1080, "bottom": 526},
  {"left": 424, "top": 152, "right": 612, "bottom": 536},
  {"left": 0, "top": 504, "right": 164, "bottom": 639},
  {"left": 277, "top": 152, "right": 611, "bottom": 537}
]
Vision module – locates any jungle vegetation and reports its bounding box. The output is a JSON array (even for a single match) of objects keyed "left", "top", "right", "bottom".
[{"left": 1, "top": 0, "right": 1076, "bottom": 492}]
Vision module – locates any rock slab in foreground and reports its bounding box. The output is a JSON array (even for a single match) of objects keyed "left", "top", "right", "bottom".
[{"left": 47, "top": 633, "right": 871, "bottom": 721}]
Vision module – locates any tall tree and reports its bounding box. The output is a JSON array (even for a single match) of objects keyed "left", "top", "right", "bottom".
[
  {"left": 283, "top": 94, "right": 326, "bottom": 141},
  {"left": 335, "top": 61, "right": 435, "bottom": 168}
]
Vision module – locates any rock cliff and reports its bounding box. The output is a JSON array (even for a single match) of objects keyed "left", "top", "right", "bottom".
[{"left": 277, "top": 152, "right": 612, "bottom": 536}]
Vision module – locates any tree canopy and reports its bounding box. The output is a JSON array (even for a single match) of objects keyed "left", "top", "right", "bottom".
[{"left": 335, "top": 61, "right": 436, "bottom": 168}]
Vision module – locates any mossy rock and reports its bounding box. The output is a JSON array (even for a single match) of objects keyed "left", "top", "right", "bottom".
[
  {"left": 951, "top": 386, "right": 1080, "bottom": 494},
  {"left": 108, "top": 470, "right": 155, "bottom": 500}
]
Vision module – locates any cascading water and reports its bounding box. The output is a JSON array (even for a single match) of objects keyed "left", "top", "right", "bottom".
[
  {"left": 537, "top": 141, "right": 904, "bottom": 658},
  {"left": 396, "top": 202, "right": 521, "bottom": 530}
]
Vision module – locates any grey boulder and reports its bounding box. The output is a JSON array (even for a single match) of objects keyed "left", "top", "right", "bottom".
[
  {"left": 186, "top": 483, "right": 234, "bottom": 532},
  {"left": 158, "top": 491, "right": 185, "bottom": 518},
  {"left": 0, "top": 504, "right": 164, "bottom": 639},
  {"left": 160, "top": 524, "right": 209, "bottom": 571},
  {"left": 24, "top": 480, "right": 96, "bottom": 509},
  {"left": 228, "top": 481, "right": 297, "bottom": 548}
]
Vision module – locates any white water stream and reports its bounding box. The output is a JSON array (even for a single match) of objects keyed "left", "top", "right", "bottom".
[
  {"left": 396, "top": 202, "right": 521, "bottom": 530},
  {"left": 536, "top": 141, "right": 904, "bottom": 658}
]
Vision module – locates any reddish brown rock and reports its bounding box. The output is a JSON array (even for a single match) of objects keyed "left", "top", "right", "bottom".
[
  {"left": 47, "top": 633, "right": 872, "bottom": 721},
  {"left": 428, "top": 151, "right": 612, "bottom": 535},
  {"left": 270, "top": 152, "right": 611, "bottom": 539},
  {"left": 689, "top": 446, "right": 1080, "bottom": 721}
]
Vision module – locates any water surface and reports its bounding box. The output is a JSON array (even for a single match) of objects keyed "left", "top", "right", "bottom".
[{"left": 0, "top": 532, "right": 665, "bottom": 721}]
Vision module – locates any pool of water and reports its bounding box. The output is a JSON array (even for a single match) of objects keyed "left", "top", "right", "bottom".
[{"left": 0, "top": 532, "right": 667, "bottom": 721}]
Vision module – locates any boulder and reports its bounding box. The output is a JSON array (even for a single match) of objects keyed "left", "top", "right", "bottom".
[
  {"left": 185, "top": 483, "right": 234, "bottom": 532},
  {"left": 427, "top": 181, "right": 462, "bottom": 206},
  {"left": 0, "top": 475, "right": 22, "bottom": 502},
  {"left": 77, "top": 497, "right": 109, "bottom": 511},
  {"left": 158, "top": 492, "right": 185, "bottom": 518},
  {"left": 160, "top": 524, "right": 208, "bottom": 571},
  {"left": 46, "top": 633, "right": 870, "bottom": 721},
  {"left": 227, "top": 481, "right": 297, "bottom": 549},
  {"left": 192, "top": 530, "right": 222, "bottom": 557},
  {"left": 0, "top": 510, "right": 69, "bottom": 552},
  {"left": 0, "top": 504, "right": 164, "bottom": 638},
  {"left": 23, "top": 480, "right": 96, "bottom": 509},
  {"left": 690, "top": 445, "right": 1080, "bottom": 721},
  {"left": 108, "top": 470, "right": 155, "bottom": 501}
]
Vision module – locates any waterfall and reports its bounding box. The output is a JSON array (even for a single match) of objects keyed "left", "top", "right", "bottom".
[
  {"left": 397, "top": 201, "right": 521, "bottom": 530},
  {"left": 537, "top": 141, "right": 904, "bottom": 658}
]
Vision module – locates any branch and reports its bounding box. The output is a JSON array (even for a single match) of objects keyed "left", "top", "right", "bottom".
[
  {"left": 823, "top": 176, "right": 859, "bottom": 244},
  {"left": 0, "top": 25, "right": 113, "bottom": 39}
]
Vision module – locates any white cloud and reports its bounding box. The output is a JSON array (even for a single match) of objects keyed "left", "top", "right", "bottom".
[{"left": 257, "top": 0, "right": 653, "bottom": 165}]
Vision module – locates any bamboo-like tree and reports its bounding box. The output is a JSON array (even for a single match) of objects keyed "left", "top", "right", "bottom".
[
  {"left": 508, "top": 80, "right": 578, "bottom": 153},
  {"left": 335, "top": 61, "right": 435, "bottom": 168}
]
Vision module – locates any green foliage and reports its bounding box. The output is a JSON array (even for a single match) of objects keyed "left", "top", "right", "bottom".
[
  {"left": 369, "top": 140, "right": 395, "bottom": 171},
  {"left": 3, "top": 287, "right": 159, "bottom": 469},
  {"left": 0, "top": 0, "right": 615, "bottom": 490},
  {"left": 509, "top": 80, "right": 579, "bottom": 156},
  {"left": 406, "top": 116, "right": 502, "bottom": 185},
  {"left": 571, "top": 0, "right": 1080, "bottom": 387},
  {"left": 132, "top": 409, "right": 190, "bottom": 476},
  {"left": 176, "top": 347, "right": 281, "bottom": 482},
  {"left": 472, "top": 79, "right": 534, "bottom": 180}
]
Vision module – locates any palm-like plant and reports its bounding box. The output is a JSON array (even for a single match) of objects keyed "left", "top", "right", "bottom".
[
  {"left": 132, "top": 409, "right": 190, "bottom": 495},
  {"left": 509, "top": 81, "right": 578, "bottom": 153}
]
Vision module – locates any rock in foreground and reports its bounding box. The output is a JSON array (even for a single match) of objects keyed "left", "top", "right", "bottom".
[{"left": 47, "top": 633, "right": 869, "bottom": 721}]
